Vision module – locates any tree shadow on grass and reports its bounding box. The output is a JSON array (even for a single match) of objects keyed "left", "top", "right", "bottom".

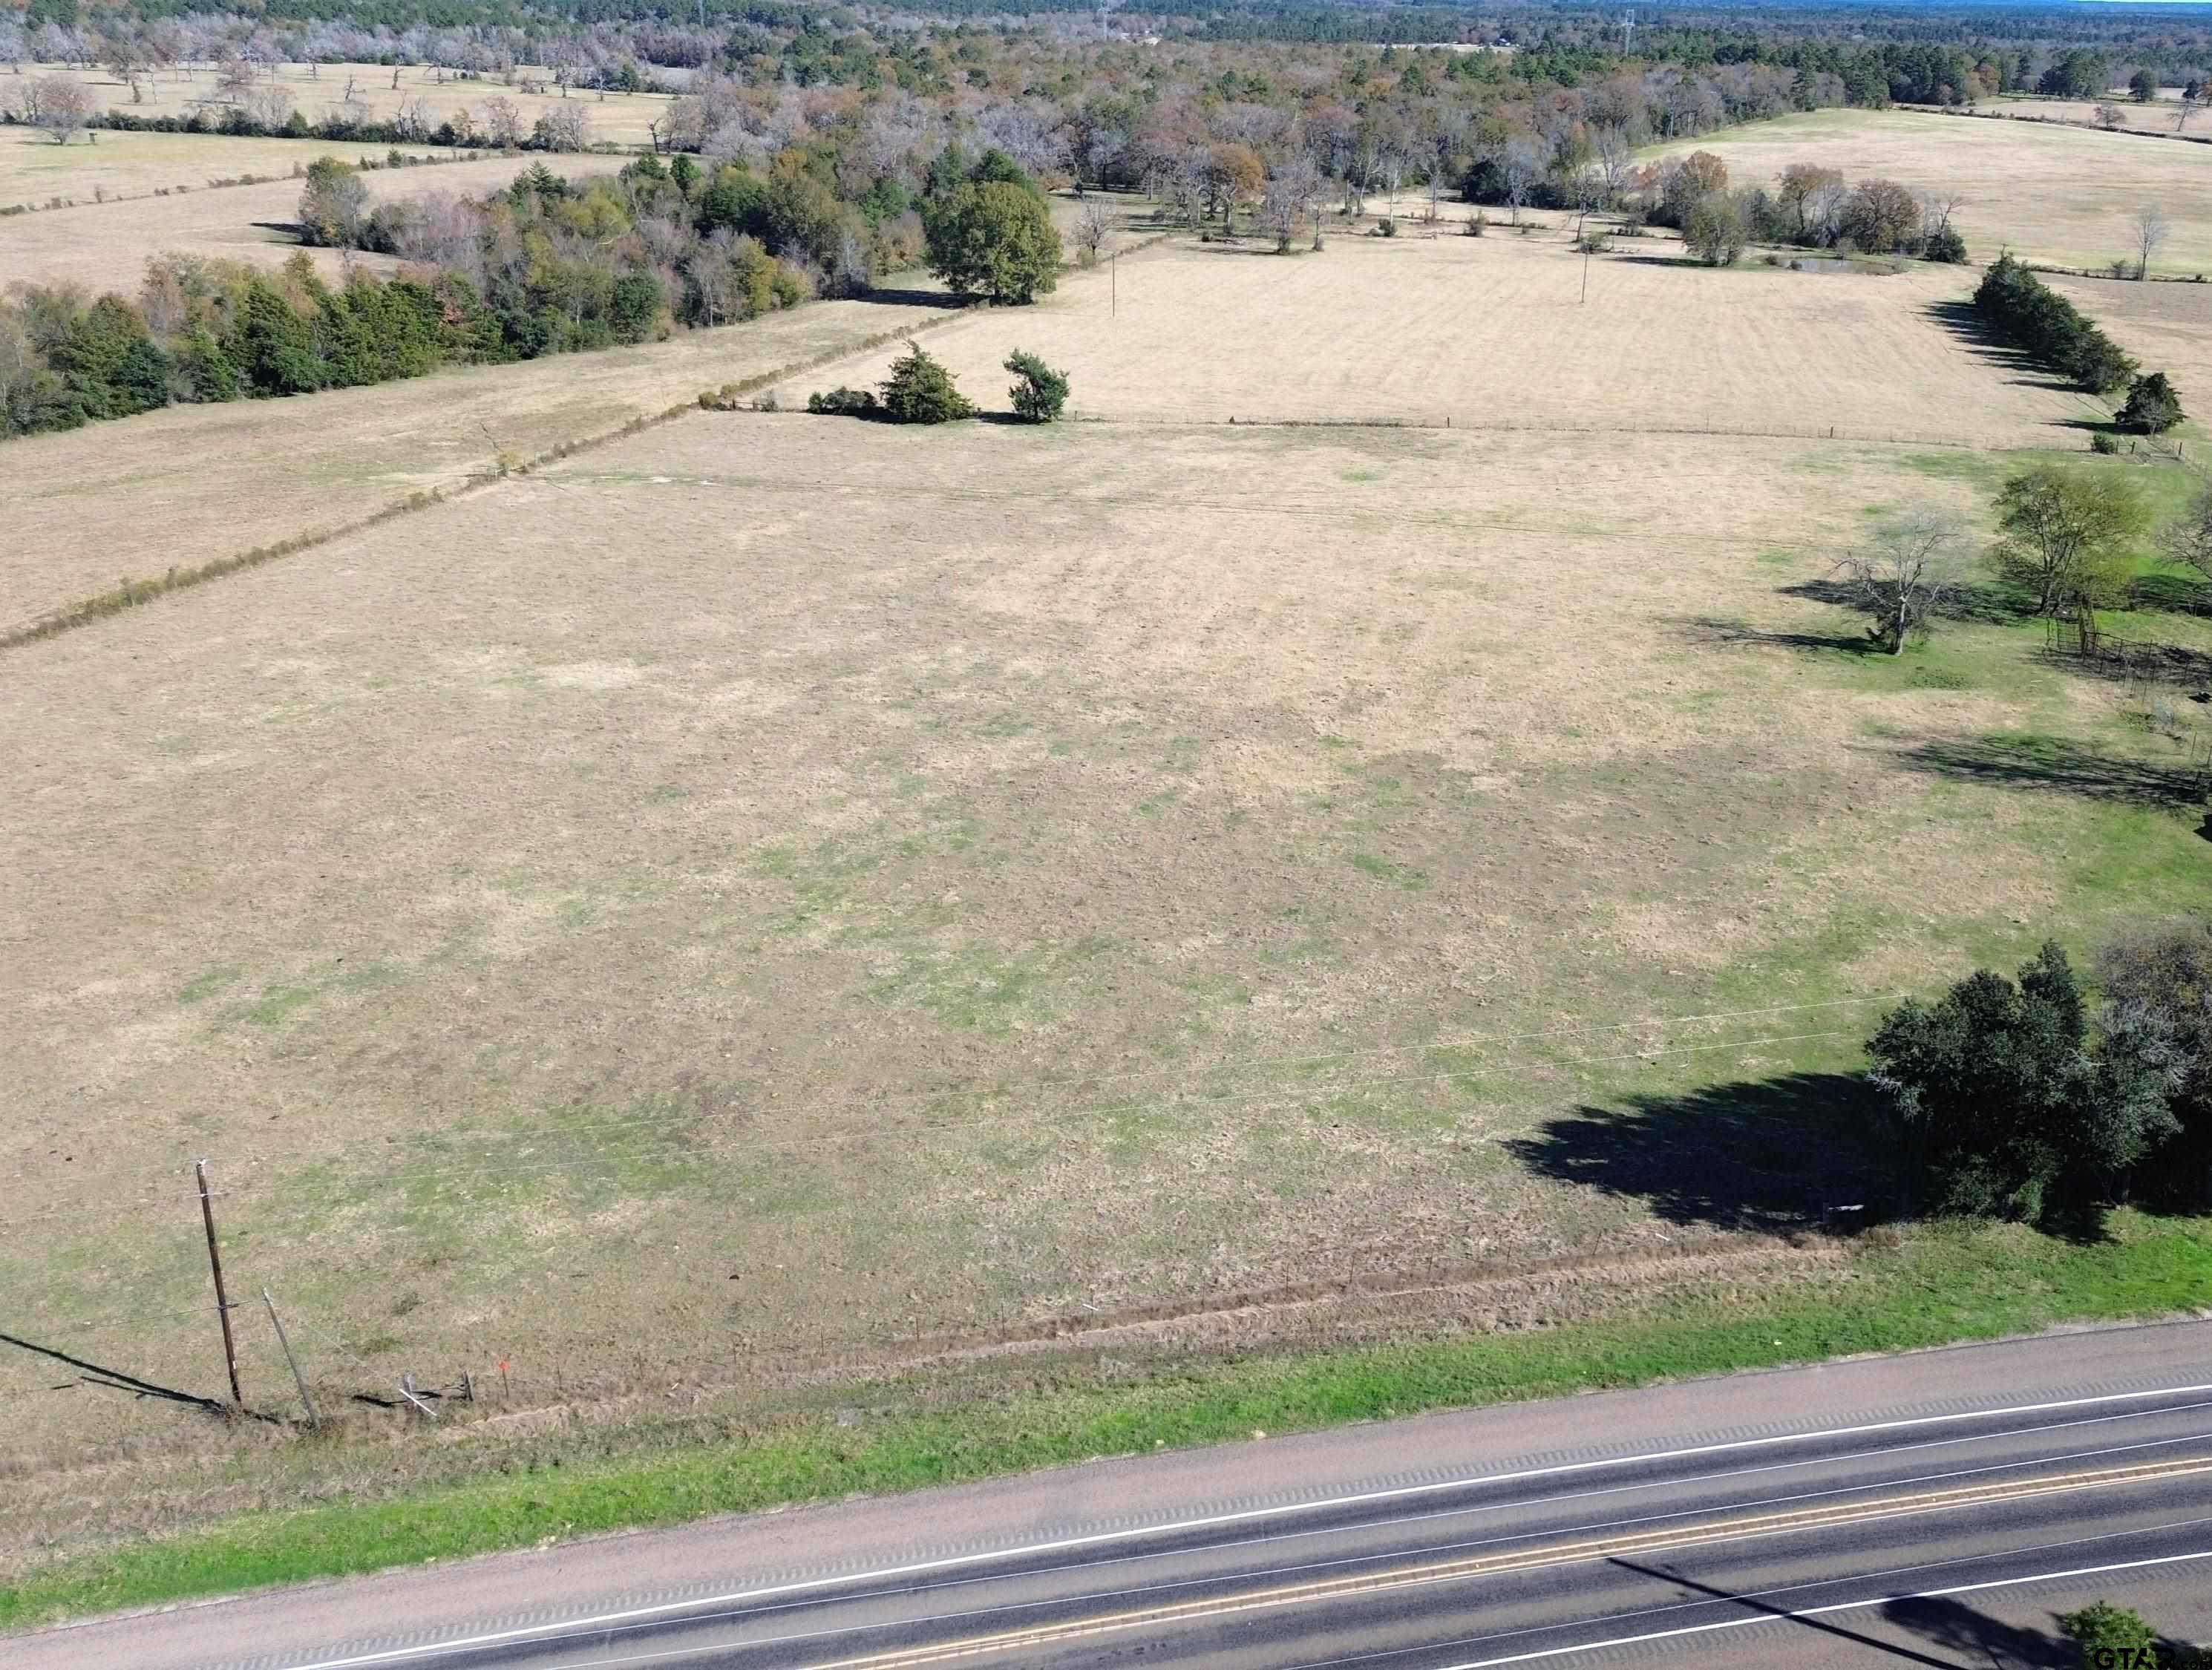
[
  {"left": 2136, "top": 569, "right": 2212, "bottom": 618},
  {"left": 1781, "top": 577, "right": 2035, "bottom": 627},
  {"left": 1682, "top": 615, "right": 1879, "bottom": 655},
  {"left": 1504, "top": 1073, "right": 1895, "bottom": 1235},
  {"left": 854, "top": 286, "right": 975, "bottom": 310},
  {"left": 1879, "top": 1597, "right": 2071, "bottom": 1669},
  {"left": 2033, "top": 637, "right": 2212, "bottom": 690},
  {"left": 1888, "top": 733, "right": 2211, "bottom": 810},
  {"left": 1924, "top": 299, "right": 2087, "bottom": 393}
]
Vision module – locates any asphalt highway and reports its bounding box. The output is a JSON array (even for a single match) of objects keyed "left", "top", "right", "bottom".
[{"left": 25, "top": 1320, "right": 2212, "bottom": 1670}]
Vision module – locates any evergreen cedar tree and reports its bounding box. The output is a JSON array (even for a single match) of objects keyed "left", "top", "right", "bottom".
[{"left": 1005, "top": 350, "right": 1069, "bottom": 422}]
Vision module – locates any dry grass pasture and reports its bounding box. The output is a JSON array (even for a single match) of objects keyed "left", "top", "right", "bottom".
[
  {"left": 19, "top": 59, "right": 672, "bottom": 148},
  {"left": 0, "top": 285, "right": 960, "bottom": 627},
  {"left": 2045, "top": 269, "right": 2212, "bottom": 405},
  {"left": 12, "top": 121, "right": 2212, "bottom": 1566},
  {"left": 9, "top": 220, "right": 2212, "bottom": 1560},
  {"left": 1648, "top": 108, "right": 2212, "bottom": 272},
  {"left": 0, "top": 150, "right": 607, "bottom": 292},
  {"left": 0, "top": 125, "right": 455, "bottom": 211},
  {"left": 776, "top": 232, "right": 2096, "bottom": 445}
]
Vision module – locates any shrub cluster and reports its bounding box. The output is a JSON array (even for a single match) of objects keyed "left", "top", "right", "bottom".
[{"left": 1974, "top": 254, "right": 2139, "bottom": 393}]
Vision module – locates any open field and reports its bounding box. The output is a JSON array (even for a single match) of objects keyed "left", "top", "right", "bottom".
[
  {"left": 0, "top": 285, "right": 962, "bottom": 628},
  {"left": 1649, "top": 108, "right": 2212, "bottom": 272},
  {"left": 776, "top": 234, "right": 2095, "bottom": 440},
  {"left": 0, "top": 150, "right": 608, "bottom": 292},
  {"left": 15, "top": 59, "right": 671, "bottom": 148},
  {"left": 2046, "top": 269, "right": 2212, "bottom": 410},
  {"left": 10, "top": 232, "right": 2212, "bottom": 1560},
  {"left": 0, "top": 125, "right": 465, "bottom": 212},
  {"left": 12, "top": 115, "right": 2212, "bottom": 1587}
]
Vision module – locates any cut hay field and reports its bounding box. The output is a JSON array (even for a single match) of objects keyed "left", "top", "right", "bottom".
[
  {"left": 1648, "top": 108, "right": 2212, "bottom": 273},
  {"left": 0, "top": 125, "right": 455, "bottom": 212},
  {"left": 17, "top": 59, "right": 671, "bottom": 148},
  {"left": 0, "top": 149, "right": 608, "bottom": 292},
  {"left": 0, "top": 284, "right": 961, "bottom": 629},
  {"left": 10, "top": 218, "right": 2212, "bottom": 1568},
  {"left": 775, "top": 232, "right": 2096, "bottom": 445}
]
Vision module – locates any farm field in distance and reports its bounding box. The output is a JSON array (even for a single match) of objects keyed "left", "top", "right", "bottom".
[
  {"left": 1, "top": 122, "right": 457, "bottom": 211},
  {"left": 13, "top": 82, "right": 2212, "bottom": 1607},
  {"left": 1649, "top": 107, "right": 2212, "bottom": 272},
  {"left": 13, "top": 58, "right": 673, "bottom": 152},
  {"left": 0, "top": 149, "right": 613, "bottom": 290}
]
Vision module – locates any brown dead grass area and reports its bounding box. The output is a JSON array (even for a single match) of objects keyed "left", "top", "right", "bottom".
[
  {"left": 0, "top": 151, "right": 610, "bottom": 292},
  {"left": 5, "top": 411, "right": 2172, "bottom": 1488},
  {"left": 0, "top": 288, "right": 958, "bottom": 626},
  {"left": 772, "top": 232, "right": 2087, "bottom": 445}
]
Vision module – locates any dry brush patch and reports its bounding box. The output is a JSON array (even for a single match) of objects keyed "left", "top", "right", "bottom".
[
  {"left": 770, "top": 232, "right": 2090, "bottom": 445},
  {"left": 7, "top": 413, "right": 2210, "bottom": 1550},
  {"left": 1648, "top": 108, "right": 2212, "bottom": 273}
]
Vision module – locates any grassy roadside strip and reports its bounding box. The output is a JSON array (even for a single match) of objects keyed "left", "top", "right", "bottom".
[{"left": 6, "top": 1214, "right": 2211, "bottom": 1632}]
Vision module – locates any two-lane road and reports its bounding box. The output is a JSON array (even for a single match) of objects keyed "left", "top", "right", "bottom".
[{"left": 27, "top": 1320, "right": 2212, "bottom": 1670}]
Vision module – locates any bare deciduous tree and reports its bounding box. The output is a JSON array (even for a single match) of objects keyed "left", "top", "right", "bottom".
[
  {"left": 31, "top": 74, "right": 91, "bottom": 144},
  {"left": 480, "top": 94, "right": 523, "bottom": 148},
  {"left": 2136, "top": 202, "right": 2170, "bottom": 279},
  {"left": 1074, "top": 197, "right": 1113, "bottom": 265},
  {"left": 1830, "top": 508, "right": 1969, "bottom": 654}
]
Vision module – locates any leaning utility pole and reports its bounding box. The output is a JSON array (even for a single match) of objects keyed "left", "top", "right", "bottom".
[{"left": 195, "top": 1160, "right": 243, "bottom": 1408}]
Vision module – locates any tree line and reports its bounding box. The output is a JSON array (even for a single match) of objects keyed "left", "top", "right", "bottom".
[
  {"left": 0, "top": 138, "right": 1060, "bottom": 440},
  {"left": 1972, "top": 254, "right": 2182, "bottom": 410},
  {"left": 1635, "top": 151, "right": 1968, "bottom": 266}
]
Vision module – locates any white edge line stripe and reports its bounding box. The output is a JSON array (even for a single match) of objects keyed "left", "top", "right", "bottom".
[
  {"left": 293, "top": 1381, "right": 2212, "bottom": 1669},
  {"left": 1427, "top": 1548, "right": 2212, "bottom": 1669}
]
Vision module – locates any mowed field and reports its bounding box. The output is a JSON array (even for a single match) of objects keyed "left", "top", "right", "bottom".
[
  {"left": 11, "top": 207, "right": 2212, "bottom": 1557},
  {"left": 773, "top": 231, "right": 2095, "bottom": 443},
  {"left": 1649, "top": 108, "right": 2212, "bottom": 272},
  {"left": 0, "top": 150, "right": 610, "bottom": 292},
  {"left": 19, "top": 59, "right": 672, "bottom": 149},
  {"left": 10, "top": 110, "right": 2212, "bottom": 1568}
]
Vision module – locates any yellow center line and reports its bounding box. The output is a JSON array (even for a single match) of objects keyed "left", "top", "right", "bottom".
[{"left": 798, "top": 1455, "right": 2212, "bottom": 1669}]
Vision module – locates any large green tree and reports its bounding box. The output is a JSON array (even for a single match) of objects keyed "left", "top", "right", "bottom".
[
  {"left": 1867, "top": 943, "right": 2176, "bottom": 1225},
  {"left": 1991, "top": 463, "right": 2147, "bottom": 649},
  {"left": 923, "top": 180, "right": 1062, "bottom": 304}
]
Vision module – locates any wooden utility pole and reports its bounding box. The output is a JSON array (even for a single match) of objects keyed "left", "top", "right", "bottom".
[
  {"left": 261, "top": 1287, "right": 317, "bottom": 1427},
  {"left": 195, "top": 1160, "right": 242, "bottom": 1408}
]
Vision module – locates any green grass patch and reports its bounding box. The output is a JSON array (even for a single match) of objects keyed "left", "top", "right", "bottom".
[{"left": 6, "top": 1215, "right": 2211, "bottom": 1631}]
